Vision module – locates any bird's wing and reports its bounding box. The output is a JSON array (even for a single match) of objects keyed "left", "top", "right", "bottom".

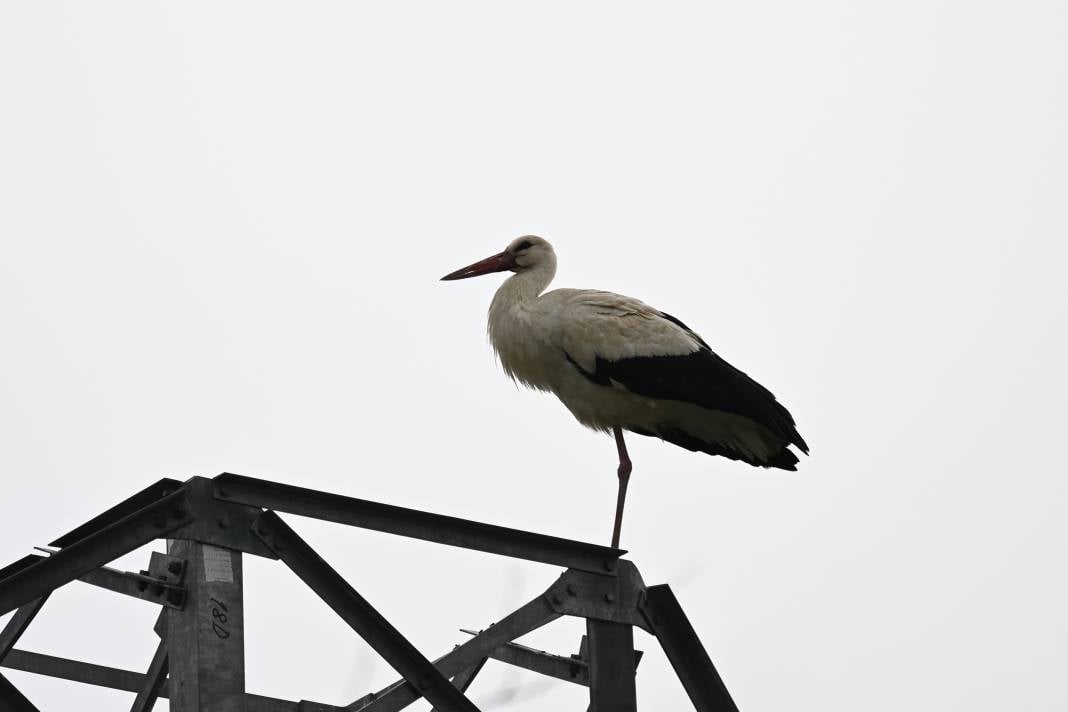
[
  {"left": 545, "top": 290, "right": 704, "bottom": 369},
  {"left": 546, "top": 289, "right": 808, "bottom": 453}
]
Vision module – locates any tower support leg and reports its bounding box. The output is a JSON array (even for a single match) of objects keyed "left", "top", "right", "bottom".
[
  {"left": 587, "top": 620, "right": 637, "bottom": 712},
  {"left": 165, "top": 540, "right": 245, "bottom": 712}
]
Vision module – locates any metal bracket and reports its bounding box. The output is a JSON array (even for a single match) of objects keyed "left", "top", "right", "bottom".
[
  {"left": 543, "top": 561, "right": 652, "bottom": 631},
  {"left": 168, "top": 477, "right": 278, "bottom": 559}
]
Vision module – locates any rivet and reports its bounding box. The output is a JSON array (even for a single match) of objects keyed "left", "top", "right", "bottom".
[
  {"left": 603, "top": 559, "right": 616, "bottom": 572},
  {"left": 604, "top": 593, "right": 615, "bottom": 603},
  {"left": 218, "top": 487, "right": 229, "bottom": 497},
  {"left": 566, "top": 584, "right": 577, "bottom": 596},
  {"left": 551, "top": 593, "right": 563, "bottom": 606},
  {"left": 217, "top": 517, "right": 230, "bottom": 529}
]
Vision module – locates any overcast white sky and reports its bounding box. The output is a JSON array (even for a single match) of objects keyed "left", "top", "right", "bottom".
[{"left": 1, "top": 2, "right": 1066, "bottom": 710}]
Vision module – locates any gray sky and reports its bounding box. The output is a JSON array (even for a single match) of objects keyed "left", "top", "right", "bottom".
[{"left": 1, "top": 2, "right": 1066, "bottom": 710}]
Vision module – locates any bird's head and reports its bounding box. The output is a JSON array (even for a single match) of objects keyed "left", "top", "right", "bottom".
[{"left": 441, "top": 236, "right": 555, "bottom": 281}]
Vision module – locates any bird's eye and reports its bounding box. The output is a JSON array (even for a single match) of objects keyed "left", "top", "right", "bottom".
[{"left": 516, "top": 240, "right": 533, "bottom": 251}]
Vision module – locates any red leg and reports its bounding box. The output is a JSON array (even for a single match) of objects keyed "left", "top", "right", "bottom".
[{"left": 611, "top": 426, "right": 632, "bottom": 549}]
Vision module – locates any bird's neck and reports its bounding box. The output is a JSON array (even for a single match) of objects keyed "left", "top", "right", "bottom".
[{"left": 491, "top": 260, "right": 556, "bottom": 310}]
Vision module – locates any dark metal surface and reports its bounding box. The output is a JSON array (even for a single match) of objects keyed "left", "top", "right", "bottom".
[
  {"left": 350, "top": 595, "right": 559, "bottom": 711},
  {"left": 0, "top": 475, "right": 744, "bottom": 712},
  {"left": 640, "top": 585, "right": 739, "bottom": 712},
  {"left": 219, "top": 473, "right": 622, "bottom": 573},
  {"left": 129, "top": 640, "right": 168, "bottom": 712},
  {"left": 1, "top": 649, "right": 151, "bottom": 693},
  {"left": 166, "top": 540, "right": 246, "bottom": 712},
  {"left": 544, "top": 563, "right": 651, "bottom": 631},
  {"left": 253, "top": 511, "right": 481, "bottom": 712},
  {"left": 172, "top": 477, "right": 278, "bottom": 559},
  {"left": 0, "top": 672, "right": 39, "bottom": 712},
  {"left": 586, "top": 620, "right": 637, "bottom": 712},
  {"left": 50, "top": 478, "right": 185, "bottom": 547},
  {"left": 0, "top": 649, "right": 317, "bottom": 712},
  {"left": 428, "top": 659, "right": 487, "bottom": 712},
  {"left": 0, "top": 597, "right": 48, "bottom": 662},
  {"left": 0, "top": 489, "right": 194, "bottom": 617},
  {"left": 78, "top": 566, "right": 186, "bottom": 609},
  {"left": 458, "top": 630, "right": 589, "bottom": 686},
  {"left": 0, "top": 557, "right": 44, "bottom": 587}
]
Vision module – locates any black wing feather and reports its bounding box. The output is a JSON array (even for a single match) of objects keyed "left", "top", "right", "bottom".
[{"left": 570, "top": 311, "right": 809, "bottom": 455}]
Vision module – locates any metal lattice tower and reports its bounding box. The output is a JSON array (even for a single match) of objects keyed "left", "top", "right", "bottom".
[{"left": 0, "top": 474, "right": 739, "bottom": 711}]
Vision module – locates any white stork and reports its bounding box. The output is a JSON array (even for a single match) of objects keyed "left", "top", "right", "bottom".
[{"left": 442, "top": 236, "right": 808, "bottom": 548}]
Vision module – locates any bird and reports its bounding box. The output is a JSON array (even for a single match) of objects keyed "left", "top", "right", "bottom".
[{"left": 441, "top": 236, "right": 808, "bottom": 549}]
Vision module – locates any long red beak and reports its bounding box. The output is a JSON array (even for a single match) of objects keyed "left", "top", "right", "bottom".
[{"left": 440, "top": 251, "right": 517, "bottom": 281}]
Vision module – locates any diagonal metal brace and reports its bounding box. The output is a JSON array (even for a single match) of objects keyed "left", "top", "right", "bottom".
[
  {"left": 252, "top": 510, "right": 481, "bottom": 712},
  {"left": 639, "top": 584, "right": 739, "bottom": 712},
  {"left": 0, "top": 671, "right": 40, "bottom": 712},
  {"left": 0, "top": 489, "right": 194, "bottom": 617},
  {"left": 0, "top": 596, "right": 49, "bottom": 663},
  {"left": 348, "top": 594, "right": 559, "bottom": 712}
]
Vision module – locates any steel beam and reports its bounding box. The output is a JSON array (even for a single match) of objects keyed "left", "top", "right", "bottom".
[
  {"left": 349, "top": 594, "right": 559, "bottom": 711},
  {"left": 0, "top": 649, "right": 318, "bottom": 711},
  {"left": 544, "top": 563, "right": 651, "bottom": 630},
  {"left": 129, "top": 640, "right": 168, "bottom": 712},
  {"left": 0, "top": 558, "right": 43, "bottom": 587},
  {"left": 586, "top": 620, "right": 636, "bottom": 712},
  {"left": 78, "top": 566, "right": 185, "bottom": 609},
  {"left": 0, "top": 490, "right": 194, "bottom": 616},
  {"left": 0, "top": 672, "right": 38, "bottom": 712},
  {"left": 1, "top": 649, "right": 149, "bottom": 693},
  {"left": 50, "top": 478, "right": 184, "bottom": 547},
  {"left": 428, "top": 659, "right": 486, "bottom": 712},
  {"left": 166, "top": 540, "right": 246, "bottom": 712},
  {"left": 171, "top": 477, "right": 278, "bottom": 559},
  {"left": 218, "top": 473, "right": 622, "bottom": 573},
  {"left": 456, "top": 630, "right": 590, "bottom": 686},
  {"left": 640, "top": 585, "right": 738, "bottom": 712},
  {"left": 0, "top": 597, "right": 48, "bottom": 662},
  {"left": 252, "top": 511, "right": 480, "bottom": 712}
]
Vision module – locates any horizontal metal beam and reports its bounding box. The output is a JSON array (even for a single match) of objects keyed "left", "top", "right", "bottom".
[
  {"left": 0, "top": 649, "right": 321, "bottom": 712},
  {"left": 2, "top": 649, "right": 148, "bottom": 694},
  {"left": 253, "top": 511, "right": 481, "bottom": 712},
  {"left": 0, "top": 490, "right": 194, "bottom": 616},
  {"left": 640, "top": 585, "right": 738, "bottom": 712},
  {"left": 78, "top": 566, "right": 185, "bottom": 609},
  {"left": 217, "top": 473, "right": 622, "bottom": 574},
  {"left": 458, "top": 631, "right": 589, "bottom": 686}
]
